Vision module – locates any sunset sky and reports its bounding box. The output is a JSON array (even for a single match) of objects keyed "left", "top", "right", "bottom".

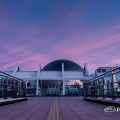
[{"left": 0, "top": 0, "right": 120, "bottom": 73}]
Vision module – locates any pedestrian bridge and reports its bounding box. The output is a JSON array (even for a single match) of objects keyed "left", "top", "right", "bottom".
[
  {"left": 0, "top": 66, "right": 120, "bottom": 120},
  {"left": 0, "top": 97, "right": 120, "bottom": 120},
  {"left": 0, "top": 68, "right": 120, "bottom": 120}
]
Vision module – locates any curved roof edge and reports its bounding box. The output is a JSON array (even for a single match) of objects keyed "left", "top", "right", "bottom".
[{"left": 42, "top": 59, "right": 83, "bottom": 71}]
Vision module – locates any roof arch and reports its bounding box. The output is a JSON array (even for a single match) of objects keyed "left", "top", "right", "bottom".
[{"left": 42, "top": 59, "right": 83, "bottom": 71}]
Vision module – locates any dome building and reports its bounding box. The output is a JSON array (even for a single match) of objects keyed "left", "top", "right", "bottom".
[
  {"left": 5, "top": 59, "right": 89, "bottom": 96},
  {"left": 42, "top": 59, "right": 83, "bottom": 71}
]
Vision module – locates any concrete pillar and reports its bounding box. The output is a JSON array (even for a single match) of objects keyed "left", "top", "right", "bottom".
[
  {"left": 36, "top": 65, "right": 41, "bottom": 96},
  {"left": 36, "top": 74, "right": 39, "bottom": 96},
  {"left": 62, "top": 63, "right": 65, "bottom": 96}
]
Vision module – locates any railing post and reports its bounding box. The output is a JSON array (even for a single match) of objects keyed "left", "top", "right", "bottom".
[
  {"left": 107, "top": 80, "right": 110, "bottom": 98},
  {"left": 102, "top": 78, "right": 105, "bottom": 99},
  {"left": 3, "top": 78, "right": 7, "bottom": 99},
  {"left": 98, "top": 79, "right": 100, "bottom": 98},
  {"left": 83, "top": 81, "right": 87, "bottom": 99},
  {"left": 93, "top": 80, "right": 95, "bottom": 98},
  {"left": 95, "top": 80, "right": 98, "bottom": 98},
  {"left": 112, "top": 73, "right": 116, "bottom": 100}
]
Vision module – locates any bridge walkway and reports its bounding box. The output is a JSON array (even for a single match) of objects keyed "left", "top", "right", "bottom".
[{"left": 0, "top": 97, "right": 119, "bottom": 120}]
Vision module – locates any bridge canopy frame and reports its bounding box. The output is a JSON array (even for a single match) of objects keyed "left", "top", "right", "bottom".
[
  {"left": 84, "top": 67, "right": 120, "bottom": 100},
  {"left": 0, "top": 71, "right": 26, "bottom": 99}
]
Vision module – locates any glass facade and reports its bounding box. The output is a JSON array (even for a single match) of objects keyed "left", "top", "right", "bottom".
[
  {"left": 0, "top": 71, "right": 26, "bottom": 99},
  {"left": 37, "top": 79, "right": 84, "bottom": 96},
  {"left": 26, "top": 80, "right": 36, "bottom": 96}
]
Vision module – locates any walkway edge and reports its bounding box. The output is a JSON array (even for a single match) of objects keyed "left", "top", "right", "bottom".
[
  {"left": 84, "top": 98, "right": 120, "bottom": 107},
  {"left": 0, "top": 98, "right": 27, "bottom": 106}
]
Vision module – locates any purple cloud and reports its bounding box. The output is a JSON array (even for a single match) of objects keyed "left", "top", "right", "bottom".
[{"left": 0, "top": 0, "right": 120, "bottom": 73}]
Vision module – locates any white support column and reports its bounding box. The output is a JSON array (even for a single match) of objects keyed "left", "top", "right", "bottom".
[
  {"left": 111, "top": 73, "right": 118, "bottom": 100},
  {"left": 62, "top": 63, "right": 65, "bottom": 96},
  {"left": 36, "top": 72, "right": 39, "bottom": 96},
  {"left": 112, "top": 73, "right": 118, "bottom": 89},
  {"left": 36, "top": 64, "right": 41, "bottom": 96}
]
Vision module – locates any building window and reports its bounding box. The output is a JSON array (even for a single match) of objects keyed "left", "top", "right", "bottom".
[
  {"left": 102, "top": 69, "right": 106, "bottom": 72},
  {"left": 27, "top": 82, "right": 31, "bottom": 86}
]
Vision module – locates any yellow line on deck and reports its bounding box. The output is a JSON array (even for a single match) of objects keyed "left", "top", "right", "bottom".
[{"left": 46, "top": 99, "right": 62, "bottom": 120}]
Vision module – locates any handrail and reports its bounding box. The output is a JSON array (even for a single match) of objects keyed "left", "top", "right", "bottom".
[
  {"left": 87, "top": 67, "right": 120, "bottom": 83},
  {"left": 0, "top": 71, "right": 25, "bottom": 82}
]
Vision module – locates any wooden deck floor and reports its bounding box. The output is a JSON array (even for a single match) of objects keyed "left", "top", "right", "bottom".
[{"left": 0, "top": 97, "right": 120, "bottom": 120}]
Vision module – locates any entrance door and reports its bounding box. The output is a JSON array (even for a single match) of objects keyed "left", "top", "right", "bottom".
[{"left": 39, "top": 80, "right": 62, "bottom": 96}]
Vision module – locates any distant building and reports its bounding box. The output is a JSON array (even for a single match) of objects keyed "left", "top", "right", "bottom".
[
  {"left": 5, "top": 59, "right": 119, "bottom": 97},
  {"left": 95, "top": 67, "right": 117, "bottom": 76},
  {"left": 5, "top": 59, "right": 89, "bottom": 96}
]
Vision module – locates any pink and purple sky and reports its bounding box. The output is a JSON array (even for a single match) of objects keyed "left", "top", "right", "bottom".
[{"left": 0, "top": 0, "right": 120, "bottom": 73}]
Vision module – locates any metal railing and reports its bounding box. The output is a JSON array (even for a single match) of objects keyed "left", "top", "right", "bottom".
[
  {"left": 0, "top": 71, "right": 26, "bottom": 99},
  {"left": 84, "top": 67, "right": 120, "bottom": 100}
]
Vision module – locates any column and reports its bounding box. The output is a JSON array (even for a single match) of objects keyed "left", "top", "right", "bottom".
[
  {"left": 36, "top": 65, "right": 41, "bottom": 96},
  {"left": 62, "top": 63, "right": 65, "bottom": 96}
]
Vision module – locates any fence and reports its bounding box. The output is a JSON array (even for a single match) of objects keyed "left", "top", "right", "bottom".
[
  {"left": 0, "top": 71, "right": 26, "bottom": 99},
  {"left": 84, "top": 67, "right": 120, "bottom": 100}
]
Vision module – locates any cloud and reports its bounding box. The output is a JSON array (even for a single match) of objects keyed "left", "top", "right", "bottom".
[{"left": 0, "top": 1, "right": 120, "bottom": 73}]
